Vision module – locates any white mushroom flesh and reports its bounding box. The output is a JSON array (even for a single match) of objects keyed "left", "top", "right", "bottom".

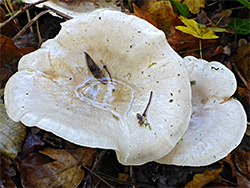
[
  {"left": 4, "top": 10, "right": 192, "bottom": 165},
  {"left": 156, "top": 56, "right": 247, "bottom": 166}
]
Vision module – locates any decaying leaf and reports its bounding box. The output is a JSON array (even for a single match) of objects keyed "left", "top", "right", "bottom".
[
  {"left": 0, "top": 34, "right": 34, "bottom": 64},
  {"left": 147, "top": 0, "right": 176, "bottom": 22},
  {"left": 18, "top": 148, "right": 88, "bottom": 188},
  {"left": 167, "top": 17, "right": 216, "bottom": 52},
  {"left": 234, "top": 43, "right": 250, "bottom": 82},
  {"left": 141, "top": 0, "right": 176, "bottom": 33},
  {"left": 223, "top": 149, "right": 250, "bottom": 187},
  {"left": 130, "top": 3, "right": 158, "bottom": 28},
  {"left": 0, "top": 34, "right": 35, "bottom": 87},
  {"left": 0, "top": 89, "right": 26, "bottom": 159},
  {"left": 185, "top": 168, "right": 222, "bottom": 188},
  {"left": 238, "top": 84, "right": 250, "bottom": 106},
  {"left": 0, "top": 155, "right": 16, "bottom": 188},
  {"left": 183, "top": 0, "right": 205, "bottom": 14},
  {"left": 176, "top": 16, "right": 219, "bottom": 39}
]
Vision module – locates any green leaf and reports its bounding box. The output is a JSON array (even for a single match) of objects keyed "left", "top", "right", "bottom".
[
  {"left": 208, "top": 27, "right": 228, "bottom": 33},
  {"left": 170, "top": 0, "right": 190, "bottom": 18},
  {"left": 237, "top": 0, "right": 250, "bottom": 9},
  {"left": 228, "top": 18, "right": 250, "bottom": 34}
]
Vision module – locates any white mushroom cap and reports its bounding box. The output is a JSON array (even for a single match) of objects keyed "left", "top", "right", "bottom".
[
  {"left": 23, "top": 0, "right": 120, "bottom": 17},
  {"left": 4, "top": 9, "right": 192, "bottom": 165},
  {"left": 156, "top": 56, "right": 247, "bottom": 166}
]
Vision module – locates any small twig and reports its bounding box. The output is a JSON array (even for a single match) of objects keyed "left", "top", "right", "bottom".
[
  {"left": 232, "top": 62, "right": 248, "bottom": 87},
  {"left": 26, "top": 9, "right": 33, "bottom": 33},
  {"left": 219, "top": 97, "right": 233, "bottom": 104},
  {"left": 103, "top": 65, "right": 113, "bottom": 84},
  {"left": 12, "top": 10, "right": 50, "bottom": 41},
  {"left": 199, "top": 40, "right": 202, "bottom": 59},
  {"left": 82, "top": 165, "right": 114, "bottom": 188},
  {"left": 0, "top": 0, "right": 48, "bottom": 30},
  {"left": 35, "top": 11, "right": 42, "bottom": 45},
  {"left": 142, "top": 91, "right": 153, "bottom": 117},
  {"left": 43, "top": 4, "right": 73, "bottom": 20}
]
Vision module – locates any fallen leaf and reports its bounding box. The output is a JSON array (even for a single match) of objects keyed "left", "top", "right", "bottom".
[
  {"left": 238, "top": 85, "right": 250, "bottom": 106},
  {"left": 0, "top": 34, "right": 34, "bottom": 64},
  {"left": 129, "top": 3, "right": 158, "bottom": 28},
  {"left": 0, "top": 155, "right": 16, "bottom": 188},
  {"left": 0, "top": 89, "right": 26, "bottom": 159},
  {"left": 22, "top": 133, "right": 45, "bottom": 155},
  {"left": 147, "top": 0, "right": 176, "bottom": 23},
  {"left": 228, "top": 18, "right": 250, "bottom": 34},
  {"left": 176, "top": 16, "right": 219, "bottom": 39},
  {"left": 170, "top": 0, "right": 190, "bottom": 18},
  {"left": 234, "top": 43, "right": 250, "bottom": 82},
  {"left": 167, "top": 17, "right": 216, "bottom": 52},
  {"left": 0, "top": 34, "right": 35, "bottom": 87},
  {"left": 234, "top": 149, "right": 250, "bottom": 177},
  {"left": 67, "top": 147, "right": 95, "bottom": 167},
  {"left": 222, "top": 153, "right": 237, "bottom": 177},
  {"left": 183, "top": 0, "right": 205, "bottom": 14},
  {"left": 0, "top": 7, "right": 19, "bottom": 37},
  {"left": 185, "top": 168, "right": 222, "bottom": 188},
  {"left": 18, "top": 148, "right": 85, "bottom": 188},
  {"left": 118, "top": 173, "right": 129, "bottom": 182}
]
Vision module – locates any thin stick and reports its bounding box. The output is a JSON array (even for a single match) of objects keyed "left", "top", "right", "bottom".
[
  {"left": 199, "top": 40, "right": 203, "bottom": 59},
  {"left": 35, "top": 12, "right": 42, "bottom": 45},
  {"left": 0, "top": 0, "right": 48, "bottom": 30},
  {"left": 142, "top": 91, "right": 153, "bottom": 117},
  {"left": 12, "top": 10, "right": 50, "bottom": 41},
  {"left": 82, "top": 165, "right": 114, "bottom": 188},
  {"left": 26, "top": 9, "right": 33, "bottom": 33},
  {"left": 43, "top": 4, "right": 73, "bottom": 20}
]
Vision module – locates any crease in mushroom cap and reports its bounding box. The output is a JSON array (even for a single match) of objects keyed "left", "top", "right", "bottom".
[
  {"left": 156, "top": 56, "right": 247, "bottom": 166},
  {"left": 23, "top": 0, "right": 121, "bottom": 17},
  {"left": 4, "top": 9, "right": 192, "bottom": 165}
]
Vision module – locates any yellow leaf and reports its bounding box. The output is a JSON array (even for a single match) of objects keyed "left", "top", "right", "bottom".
[
  {"left": 176, "top": 16, "right": 219, "bottom": 39},
  {"left": 185, "top": 168, "right": 222, "bottom": 188},
  {"left": 148, "top": 1, "right": 176, "bottom": 22},
  {"left": 183, "top": 0, "right": 205, "bottom": 14}
]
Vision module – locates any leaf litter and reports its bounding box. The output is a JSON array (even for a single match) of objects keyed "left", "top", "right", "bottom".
[{"left": 0, "top": 0, "right": 249, "bottom": 187}]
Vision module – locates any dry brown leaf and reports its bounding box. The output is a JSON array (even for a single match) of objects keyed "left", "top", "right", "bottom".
[
  {"left": 0, "top": 155, "right": 16, "bottom": 188},
  {"left": 234, "top": 149, "right": 250, "bottom": 177},
  {"left": 238, "top": 83, "right": 250, "bottom": 106},
  {"left": 0, "top": 34, "right": 34, "bottom": 63},
  {"left": 183, "top": 0, "right": 205, "bottom": 14},
  {"left": 222, "top": 153, "right": 237, "bottom": 177},
  {"left": 167, "top": 17, "right": 216, "bottom": 52},
  {"left": 185, "top": 168, "right": 222, "bottom": 188},
  {"left": 0, "top": 34, "right": 35, "bottom": 88},
  {"left": 130, "top": 3, "right": 158, "bottom": 28},
  {"left": 234, "top": 43, "right": 250, "bottom": 82},
  {"left": 67, "top": 147, "right": 95, "bottom": 167},
  {"left": 18, "top": 148, "right": 85, "bottom": 188},
  {"left": 118, "top": 173, "right": 129, "bottom": 182}
]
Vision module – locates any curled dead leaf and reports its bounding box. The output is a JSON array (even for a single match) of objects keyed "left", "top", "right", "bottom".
[{"left": 185, "top": 168, "right": 222, "bottom": 188}]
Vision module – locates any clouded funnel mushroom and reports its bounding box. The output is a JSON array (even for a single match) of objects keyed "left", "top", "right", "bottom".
[
  {"left": 156, "top": 56, "right": 247, "bottom": 166},
  {"left": 4, "top": 9, "right": 192, "bottom": 165}
]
